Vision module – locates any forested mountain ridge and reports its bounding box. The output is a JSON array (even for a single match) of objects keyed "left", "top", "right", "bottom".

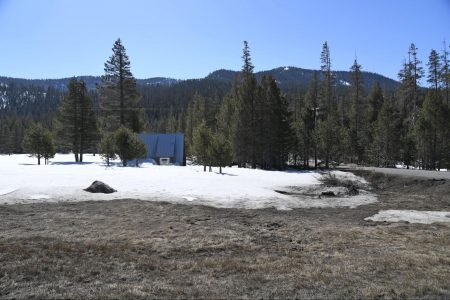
[
  {"left": 206, "top": 67, "right": 399, "bottom": 91},
  {"left": 0, "top": 66, "right": 398, "bottom": 92},
  {"left": 0, "top": 76, "right": 179, "bottom": 91},
  {"left": 0, "top": 65, "right": 398, "bottom": 133}
]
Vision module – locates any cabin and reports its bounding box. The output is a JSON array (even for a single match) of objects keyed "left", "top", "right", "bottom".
[{"left": 138, "top": 133, "right": 186, "bottom": 166}]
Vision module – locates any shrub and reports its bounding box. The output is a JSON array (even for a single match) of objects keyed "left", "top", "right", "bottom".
[{"left": 113, "top": 127, "right": 147, "bottom": 167}]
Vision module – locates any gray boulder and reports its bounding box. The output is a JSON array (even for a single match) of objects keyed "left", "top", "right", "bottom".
[{"left": 84, "top": 181, "right": 117, "bottom": 194}]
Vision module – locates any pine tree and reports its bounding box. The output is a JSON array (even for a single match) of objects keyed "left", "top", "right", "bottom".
[
  {"left": 2, "top": 124, "right": 15, "bottom": 155},
  {"left": 397, "top": 43, "right": 424, "bottom": 168},
  {"left": 317, "top": 113, "right": 341, "bottom": 168},
  {"left": 415, "top": 91, "right": 446, "bottom": 170},
  {"left": 232, "top": 41, "right": 260, "bottom": 168},
  {"left": 184, "top": 92, "right": 219, "bottom": 153},
  {"left": 427, "top": 49, "right": 441, "bottom": 95},
  {"left": 398, "top": 43, "right": 424, "bottom": 126},
  {"left": 99, "top": 38, "right": 146, "bottom": 132},
  {"left": 368, "top": 83, "right": 384, "bottom": 125},
  {"left": 367, "top": 82, "right": 384, "bottom": 149},
  {"left": 260, "top": 75, "right": 294, "bottom": 169},
  {"left": 216, "top": 93, "right": 236, "bottom": 144},
  {"left": 114, "top": 126, "right": 143, "bottom": 167},
  {"left": 349, "top": 58, "right": 368, "bottom": 163},
  {"left": 241, "top": 40, "right": 259, "bottom": 168},
  {"left": 22, "top": 124, "right": 55, "bottom": 165},
  {"left": 409, "top": 43, "right": 425, "bottom": 121},
  {"left": 132, "top": 135, "right": 148, "bottom": 167},
  {"left": 320, "top": 42, "right": 334, "bottom": 109},
  {"left": 210, "top": 133, "right": 233, "bottom": 174},
  {"left": 55, "top": 78, "right": 99, "bottom": 162},
  {"left": 42, "top": 132, "right": 56, "bottom": 165},
  {"left": 296, "top": 71, "right": 319, "bottom": 168},
  {"left": 317, "top": 41, "right": 339, "bottom": 168},
  {"left": 441, "top": 41, "right": 450, "bottom": 106},
  {"left": 192, "top": 121, "right": 213, "bottom": 172},
  {"left": 217, "top": 82, "right": 240, "bottom": 165},
  {"left": 370, "top": 97, "right": 402, "bottom": 167},
  {"left": 166, "top": 114, "right": 178, "bottom": 133},
  {"left": 98, "top": 133, "right": 116, "bottom": 166},
  {"left": 184, "top": 101, "right": 196, "bottom": 156}
]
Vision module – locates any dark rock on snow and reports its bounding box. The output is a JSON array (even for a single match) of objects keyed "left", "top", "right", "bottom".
[
  {"left": 321, "top": 191, "right": 336, "bottom": 197},
  {"left": 84, "top": 181, "right": 117, "bottom": 194}
]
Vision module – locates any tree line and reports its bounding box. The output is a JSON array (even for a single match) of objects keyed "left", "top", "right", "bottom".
[
  {"left": 186, "top": 40, "right": 450, "bottom": 171},
  {"left": 2, "top": 38, "right": 449, "bottom": 171},
  {"left": 293, "top": 42, "right": 450, "bottom": 170}
]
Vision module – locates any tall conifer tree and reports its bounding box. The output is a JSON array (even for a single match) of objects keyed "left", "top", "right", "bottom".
[
  {"left": 99, "top": 38, "right": 146, "bottom": 132},
  {"left": 441, "top": 41, "right": 450, "bottom": 106},
  {"left": 56, "top": 78, "right": 99, "bottom": 162},
  {"left": 397, "top": 43, "right": 424, "bottom": 168},
  {"left": 370, "top": 97, "right": 402, "bottom": 167},
  {"left": 233, "top": 41, "right": 259, "bottom": 167},
  {"left": 317, "top": 41, "right": 340, "bottom": 168},
  {"left": 297, "top": 71, "right": 319, "bottom": 168},
  {"left": 349, "top": 58, "right": 367, "bottom": 163},
  {"left": 260, "top": 75, "right": 293, "bottom": 170},
  {"left": 427, "top": 49, "right": 441, "bottom": 95}
]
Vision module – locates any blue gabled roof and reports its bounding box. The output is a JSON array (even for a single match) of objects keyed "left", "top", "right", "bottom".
[
  {"left": 138, "top": 133, "right": 185, "bottom": 165},
  {"left": 155, "top": 134, "right": 176, "bottom": 157}
]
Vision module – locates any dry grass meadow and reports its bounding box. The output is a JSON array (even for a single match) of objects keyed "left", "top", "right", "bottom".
[{"left": 0, "top": 171, "right": 449, "bottom": 299}]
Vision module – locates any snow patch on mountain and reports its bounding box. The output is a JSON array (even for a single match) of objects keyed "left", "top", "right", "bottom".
[{"left": 339, "top": 79, "right": 351, "bottom": 86}]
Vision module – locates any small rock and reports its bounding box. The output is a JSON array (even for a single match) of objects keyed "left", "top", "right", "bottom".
[
  {"left": 84, "top": 181, "right": 117, "bottom": 194},
  {"left": 321, "top": 191, "right": 336, "bottom": 197}
]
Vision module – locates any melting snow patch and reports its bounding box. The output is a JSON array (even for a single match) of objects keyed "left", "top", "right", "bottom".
[
  {"left": 365, "top": 210, "right": 450, "bottom": 224},
  {"left": 328, "top": 170, "right": 369, "bottom": 185},
  {"left": 0, "top": 154, "right": 377, "bottom": 210},
  {"left": 0, "top": 188, "right": 17, "bottom": 196},
  {"left": 29, "top": 194, "right": 50, "bottom": 200}
]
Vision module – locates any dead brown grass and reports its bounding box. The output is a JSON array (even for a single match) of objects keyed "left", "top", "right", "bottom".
[{"left": 0, "top": 173, "right": 449, "bottom": 299}]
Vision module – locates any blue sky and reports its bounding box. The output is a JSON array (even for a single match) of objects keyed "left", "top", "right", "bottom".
[{"left": 0, "top": 0, "right": 449, "bottom": 80}]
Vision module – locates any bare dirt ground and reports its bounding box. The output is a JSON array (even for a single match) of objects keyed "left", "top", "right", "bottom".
[{"left": 0, "top": 171, "right": 449, "bottom": 299}]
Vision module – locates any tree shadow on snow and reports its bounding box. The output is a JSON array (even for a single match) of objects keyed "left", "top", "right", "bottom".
[
  {"left": 49, "top": 161, "right": 96, "bottom": 166},
  {"left": 217, "top": 172, "right": 238, "bottom": 176},
  {"left": 284, "top": 168, "right": 321, "bottom": 174}
]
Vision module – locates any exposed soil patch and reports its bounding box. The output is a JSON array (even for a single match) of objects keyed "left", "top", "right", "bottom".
[{"left": 0, "top": 171, "right": 449, "bottom": 299}]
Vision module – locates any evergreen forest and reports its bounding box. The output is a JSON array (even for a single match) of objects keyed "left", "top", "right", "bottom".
[{"left": 1, "top": 39, "right": 449, "bottom": 170}]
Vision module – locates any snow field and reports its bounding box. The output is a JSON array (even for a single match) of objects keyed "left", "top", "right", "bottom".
[
  {"left": 0, "top": 154, "right": 374, "bottom": 210},
  {"left": 365, "top": 210, "right": 450, "bottom": 224}
]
